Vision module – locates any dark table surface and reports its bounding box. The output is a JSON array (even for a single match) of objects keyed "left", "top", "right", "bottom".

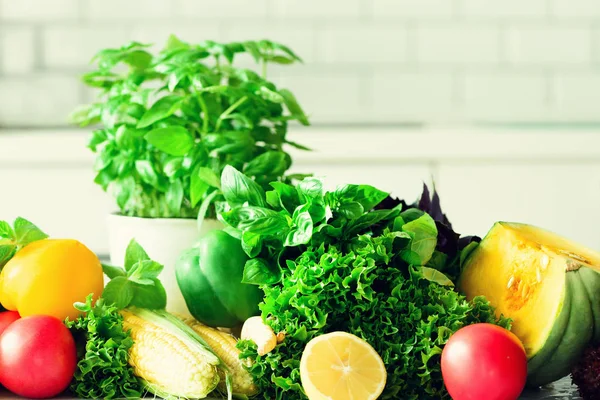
[
  {"left": 0, "top": 378, "right": 579, "bottom": 399},
  {"left": 521, "top": 378, "right": 581, "bottom": 399}
]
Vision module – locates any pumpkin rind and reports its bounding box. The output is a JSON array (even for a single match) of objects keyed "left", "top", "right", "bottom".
[
  {"left": 458, "top": 222, "right": 600, "bottom": 387},
  {"left": 527, "top": 273, "right": 593, "bottom": 386}
]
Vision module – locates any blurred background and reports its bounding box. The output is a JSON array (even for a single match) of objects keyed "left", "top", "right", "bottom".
[{"left": 1, "top": 0, "right": 599, "bottom": 254}]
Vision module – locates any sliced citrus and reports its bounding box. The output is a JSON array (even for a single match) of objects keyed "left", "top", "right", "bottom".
[{"left": 300, "top": 331, "right": 387, "bottom": 400}]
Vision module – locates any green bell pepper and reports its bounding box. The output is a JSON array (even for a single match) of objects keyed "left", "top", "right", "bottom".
[{"left": 175, "top": 230, "right": 263, "bottom": 328}]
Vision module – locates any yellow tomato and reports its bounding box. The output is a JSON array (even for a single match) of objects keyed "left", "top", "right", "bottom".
[{"left": 0, "top": 239, "right": 104, "bottom": 320}]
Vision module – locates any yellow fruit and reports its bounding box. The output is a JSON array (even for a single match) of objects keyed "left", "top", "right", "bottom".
[
  {"left": 300, "top": 331, "right": 387, "bottom": 400},
  {"left": 0, "top": 239, "right": 104, "bottom": 320}
]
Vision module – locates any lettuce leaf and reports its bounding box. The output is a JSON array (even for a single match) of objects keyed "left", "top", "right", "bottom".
[
  {"left": 217, "top": 169, "right": 509, "bottom": 399},
  {"left": 239, "top": 234, "right": 510, "bottom": 400},
  {"left": 65, "top": 296, "right": 142, "bottom": 399}
]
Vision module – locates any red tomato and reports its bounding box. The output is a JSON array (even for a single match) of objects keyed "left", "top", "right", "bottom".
[
  {"left": 0, "top": 315, "right": 77, "bottom": 398},
  {"left": 441, "top": 323, "right": 527, "bottom": 400},
  {"left": 0, "top": 311, "right": 20, "bottom": 336}
]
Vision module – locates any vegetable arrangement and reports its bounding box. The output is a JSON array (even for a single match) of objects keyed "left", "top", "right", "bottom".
[
  {"left": 2, "top": 174, "right": 599, "bottom": 399},
  {"left": 0, "top": 217, "right": 250, "bottom": 399},
  {"left": 70, "top": 36, "right": 309, "bottom": 219},
  {"left": 5, "top": 32, "right": 600, "bottom": 400},
  {"left": 211, "top": 166, "right": 512, "bottom": 399}
]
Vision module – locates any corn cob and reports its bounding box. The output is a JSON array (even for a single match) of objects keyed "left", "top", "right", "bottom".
[
  {"left": 183, "top": 316, "right": 258, "bottom": 396},
  {"left": 121, "top": 308, "right": 221, "bottom": 399}
]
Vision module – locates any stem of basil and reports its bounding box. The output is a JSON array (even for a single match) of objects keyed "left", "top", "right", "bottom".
[
  {"left": 197, "top": 190, "right": 219, "bottom": 233},
  {"left": 196, "top": 94, "right": 210, "bottom": 134},
  {"left": 215, "top": 96, "right": 248, "bottom": 131}
]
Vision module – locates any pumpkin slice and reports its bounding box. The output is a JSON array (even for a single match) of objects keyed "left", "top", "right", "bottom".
[{"left": 459, "top": 222, "right": 600, "bottom": 387}]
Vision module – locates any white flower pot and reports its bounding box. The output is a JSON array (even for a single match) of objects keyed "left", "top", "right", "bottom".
[{"left": 107, "top": 214, "right": 223, "bottom": 315}]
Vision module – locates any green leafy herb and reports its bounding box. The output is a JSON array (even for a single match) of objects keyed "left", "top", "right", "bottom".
[
  {"left": 214, "top": 168, "right": 509, "bottom": 399},
  {"left": 221, "top": 165, "right": 266, "bottom": 208},
  {"left": 400, "top": 214, "right": 438, "bottom": 266},
  {"left": 71, "top": 36, "right": 310, "bottom": 219},
  {"left": 144, "top": 126, "right": 194, "bottom": 156},
  {"left": 101, "top": 239, "right": 166, "bottom": 310},
  {"left": 65, "top": 295, "right": 142, "bottom": 399},
  {"left": 0, "top": 217, "right": 48, "bottom": 268},
  {"left": 239, "top": 246, "right": 509, "bottom": 400}
]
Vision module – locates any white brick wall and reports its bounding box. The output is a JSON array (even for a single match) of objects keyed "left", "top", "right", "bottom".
[
  {"left": 0, "top": 75, "right": 80, "bottom": 126},
  {"left": 0, "top": 0, "right": 79, "bottom": 21},
  {"left": 277, "top": 69, "right": 366, "bottom": 123},
  {"left": 463, "top": 73, "right": 548, "bottom": 121},
  {"left": 458, "top": 0, "right": 548, "bottom": 18},
  {"left": 505, "top": 25, "right": 592, "bottom": 65},
  {"left": 371, "top": 0, "right": 454, "bottom": 18},
  {"left": 416, "top": 24, "right": 500, "bottom": 65},
  {"left": 272, "top": 0, "right": 363, "bottom": 19},
  {"left": 0, "top": 27, "right": 36, "bottom": 74},
  {"left": 0, "top": 0, "right": 600, "bottom": 126},
  {"left": 42, "top": 27, "right": 132, "bottom": 69},
  {"left": 86, "top": 0, "right": 175, "bottom": 21},
  {"left": 174, "top": 0, "right": 269, "bottom": 19},
  {"left": 319, "top": 25, "right": 409, "bottom": 64},
  {"left": 371, "top": 71, "right": 456, "bottom": 121},
  {"left": 550, "top": 0, "right": 600, "bottom": 18}
]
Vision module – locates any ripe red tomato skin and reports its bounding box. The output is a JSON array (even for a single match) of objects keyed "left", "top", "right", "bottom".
[
  {"left": 0, "top": 315, "right": 77, "bottom": 399},
  {"left": 441, "top": 323, "right": 527, "bottom": 400},
  {"left": 0, "top": 311, "right": 20, "bottom": 336}
]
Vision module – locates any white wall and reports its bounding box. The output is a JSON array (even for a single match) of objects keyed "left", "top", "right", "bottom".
[
  {"left": 1, "top": 0, "right": 600, "bottom": 126},
  {"left": 2, "top": 127, "right": 600, "bottom": 255}
]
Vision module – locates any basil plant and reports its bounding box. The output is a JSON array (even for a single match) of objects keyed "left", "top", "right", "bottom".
[{"left": 71, "top": 35, "right": 310, "bottom": 219}]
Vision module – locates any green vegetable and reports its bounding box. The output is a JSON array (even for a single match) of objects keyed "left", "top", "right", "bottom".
[
  {"left": 176, "top": 230, "right": 263, "bottom": 328},
  {"left": 101, "top": 239, "right": 167, "bottom": 310},
  {"left": 65, "top": 295, "right": 142, "bottom": 399},
  {"left": 240, "top": 243, "right": 509, "bottom": 400},
  {"left": 0, "top": 217, "right": 48, "bottom": 268},
  {"left": 71, "top": 36, "right": 310, "bottom": 219},
  {"left": 214, "top": 167, "right": 510, "bottom": 399}
]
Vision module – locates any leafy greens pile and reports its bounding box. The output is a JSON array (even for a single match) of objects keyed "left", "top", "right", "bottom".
[
  {"left": 216, "top": 166, "right": 509, "bottom": 399},
  {"left": 65, "top": 240, "right": 167, "bottom": 399},
  {"left": 65, "top": 296, "right": 142, "bottom": 399},
  {"left": 71, "top": 36, "right": 309, "bottom": 219}
]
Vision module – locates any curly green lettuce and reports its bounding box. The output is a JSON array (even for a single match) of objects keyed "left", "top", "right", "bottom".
[
  {"left": 215, "top": 168, "right": 509, "bottom": 399},
  {"left": 65, "top": 295, "right": 142, "bottom": 399},
  {"left": 239, "top": 233, "right": 510, "bottom": 400}
]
